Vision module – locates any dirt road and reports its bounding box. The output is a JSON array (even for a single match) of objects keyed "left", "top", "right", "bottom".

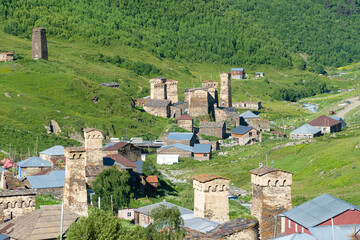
[{"left": 334, "top": 96, "right": 360, "bottom": 119}]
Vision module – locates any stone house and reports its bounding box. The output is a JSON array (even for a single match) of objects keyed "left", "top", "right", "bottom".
[
  {"left": 0, "top": 190, "right": 36, "bottom": 222},
  {"left": 17, "top": 156, "right": 52, "bottom": 178},
  {"left": 231, "top": 125, "right": 261, "bottom": 145},
  {"left": 26, "top": 170, "right": 65, "bottom": 199},
  {"left": 214, "top": 107, "right": 240, "bottom": 127},
  {"left": 186, "top": 88, "right": 212, "bottom": 117},
  {"left": 233, "top": 99, "right": 262, "bottom": 110},
  {"left": 239, "top": 110, "right": 260, "bottom": 125},
  {"left": 39, "top": 145, "right": 65, "bottom": 164},
  {"left": 103, "top": 142, "right": 141, "bottom": 162},
  {"left": 165, "top": 132, "right": 196, "bottom": 146},
  {"left": 143, "top": 99, "right": 171, "bottom": 118},
  {"left": 246, "top": 118, "right": 271, "bottom": 132},
  {"left": 136, "top": 96, "right": 150, "bottom": 106},
  {"left": 193, "top": 144, "right": 211, "bottom": 161},
  {"left": 171, "top": 101, "right": 189, "bottom": 118},
  {"left": 308, "top": 115, "right": 342, "bottom": 134},
  {"left": 118, "top": 208, "right": 135, "bottom": 221},
  {"left": 199, "top": 121, "right": 226, "bottom": 139},
  {"left": 290, "top": 124, "right": 321, "bottom": 140},
  {"left": 157, "top": 144, "right": 193, "bottom": 158},
  {"left": 177, "top": 115, "right": 193, "bottom": 132},
  {"left": 0, "top": 52, "right": 14, "bottom": 62}
]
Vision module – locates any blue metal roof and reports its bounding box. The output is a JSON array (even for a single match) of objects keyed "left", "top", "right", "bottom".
[
  {"left": 159, "top": 143, "right": 193, "bottom": 152},
  {"left": 231, "top": 125, "right": 253, "bottom": 135},
  {"left": 239, "top": 111, "right": 259, "bottom": 119},
  {"left": 282, "top": 193, "right": 360, "bottom": 229},
  {"left": 27, "top": 170, "right": 65, "bottom": 189},
  {"left": 167, "top": 132, "right": 194, "bottom": 140},
  {"left": 309, "top": 224, "right": 360, "bottom": 240},
  {"left": 134, "top": 161, "right": 143, "bottom": 174},
  {"left": 39, "top": 145, "right": 64, "bottom": 156},
  {"left": 231, "top": 68, "right": 244, "bottom": 71},
  {"left": 135, "top": 200, "right": 194, "bottom": 216},
  {"left": 330, "top": 116, "right": 346, "bottom": 128},
  {"left": 17, "top": 156, "right": 52, "bottom": 168},
  {"left": 290, "top": 124, "right": 321, "bottom": 135},
  {"left": 0, "top": 234, "right": 9, "bottom": 240},
  {"left": 193, "top": 144, "right": 211, "bottom": 153},
  {"left": 274, "top": 233, "right": 317, "bottom": 240}
]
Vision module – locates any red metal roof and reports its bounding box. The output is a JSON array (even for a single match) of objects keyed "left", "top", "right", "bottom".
[
  {"left": 177, "top": 115, "right": 193, "bottom": 120},
  {"left": 105, "top": 154, "right": 137, "bottom": 168},
  {"left": 103, "top": 142, "right": 129, "bottom": 151},
  {"left": 146, "top": 175, "right": 158, "bottom": 183},
  {"left": 308, "top": 115, "right": 341, "bottom": 127}
]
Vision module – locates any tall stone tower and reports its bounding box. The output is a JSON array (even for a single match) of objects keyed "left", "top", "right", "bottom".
[
  {"left": 63, "top": 147, "right": 88, "bottom": 216},
  {"left": 31, "top": 27, "right": 48, "bottom": 60},
  {"left": 219, "top": 73, "right": 232, "bottom": 107},
  {"left": 250, "top": 165, "right": 292, "bottom": 240},
  {"left": 193, "top": 174, "right": 230, "bottom": 223},
  {"left": 165, "top": 79, "right": 178, "bottom": 103},
  {"left": 84, "top": 128, "right": 104, "bottom": 166},
  {"left": 150, "top": 77, "right": 166, "bottom": 100}
]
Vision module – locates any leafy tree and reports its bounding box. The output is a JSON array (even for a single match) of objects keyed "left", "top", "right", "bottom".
[
  {"left": 91, "top": 167, "right": 133, "bottom": 214},
  {"left": 143, "top": 159, "right": 160, "bottom": 176}
]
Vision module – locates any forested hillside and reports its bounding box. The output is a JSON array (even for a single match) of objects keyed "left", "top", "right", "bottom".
[{"left": 1, "top": 0, "right": 360, "bottom": 70}]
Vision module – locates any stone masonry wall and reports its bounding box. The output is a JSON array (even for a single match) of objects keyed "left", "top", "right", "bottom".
[
  {"left": 32, "top": 27, "right": 48, "bottom": 60},
  {"left": 150, "top": 78, "right": 166, "bottom": 100},
  {"left": 226, "top": 225, "right": 259, "bottom": 240},
  {"left": 166, "top": 80, "right": 178, "bottom": 103},
  {"left": 189, "top": 90, "right": 209, "bottom": 117},
  {"left": 143, "top": 105, "right": 169, "bottom": 118},
  {"left": 84, "top": 129, "right": 104, "bottom": 166},
  {"left": 0, "top": 190, "right": 36, "bottom": 222},
  {"left": 219, "top": 73, "right": 232, "bottom": 108},
  {"left": 178, "top": 119, "right": 193, "bottom": 132}
]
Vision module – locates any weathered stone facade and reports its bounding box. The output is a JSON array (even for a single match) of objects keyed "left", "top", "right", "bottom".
[
  {"left": 188, "top": 89, "right": 210, "bottom": 117},
  {"left": 0, "top": 190, "right": 36, "bottom": 222},
  {"left": 233, "top": 98, "right": 262, "bottom": 110},
  {"left": 19, "top": 166, "right": 52, "bottom": 178},
  {"left": 202, "top": 81, "right": 219, "bottom": 89},
  {"left": 170, "top": 101, "right": 189, "bottom": 118},
  {"left": 246, "top": 118, "right": 271, "bottom": 132},
  {"left": 177, "top": 115, "right": 193, "bottom": 132},
  {"left": 143, "top": 99, "right": 171, "bottom": 118},
  {"left": 199, "top": 121, "right": 226, "bottom": 139},
  {"left": 193, "top": 174, "right": 230, "bottom": 223},
  {"left": 32, "top": 27, "right": 48, "bottom": 60},
  {"left": 0, "top": 52, "right": 14, "bottom": 62},
  {"left": 63, "top": 147, "right": 88, "bottom": 216},
  {"left": 150, "top": 77, "right": 167, "bottom": 100},
  {"left": 84, "top": 128, "right": 104, "bottom": 166},
  {"left": 214, "top": 106, "right": 240, "bottom": 127},
  {"left": 157, "top": 146, "right": 192, "bottom": 158},
  {"left": 219, "top": 73, "right": 232, "bottom": 108},
  {"left": 250, "top": 166, "right": 292, "bottom": 240},
  {"left": 232, "top": 128, "right": 262, "bottom": 145},
  {"left": 166, "top": 79, "right": 178, "bottom": 103}
]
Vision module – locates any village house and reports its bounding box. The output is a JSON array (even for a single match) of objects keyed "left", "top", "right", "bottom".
[
  {"left": 157, "top": 143, "right": 193, "bottom": 158},
  {"left": 26, "top": 170, "right": 65, "bottom": 199},
  {"left": 143, "top": 99, "right": 171, "bottom": 118},
  {"left": 0, "top": 189, "right": 36, "bottom": 222},
  {"left": 193, "top": 144, "right": 212, "bottom": 161},
  {"left": 231, "top": 125, "right": 261, "bottom": 145},
  {"left": 177, "top": 115, "right": 193, "bottom": 132},
  {"left": 330, "top": 116, "right": 346, "bottom": 129},
  {"left": 233, "top": 98, "right": 262, "bottom": 110},
  {"left": 199, "top": 121, "right": 226, "bottom": 139},
  {"left": 199, "top": 139, "right": 219, "bottom": 151},
  {"left": 118, "top": 208, "right": 135, "bottom": 221},
  {"left": 39, "top": 145, "right": 65, "bottom": 165},
  {"left": 308, "top": 115, "right": 341, "bottom": 134},
  {"left": 290, "top": 124, "right": 321, "bottom": 139},
  {"left": 231, "top": 68, "right": 245, "bottom": 79},
  {"left": 239, "top": 110, "right": 260, "bottom": 125},
  {"left": 170, "top": 101, "right": 189, "bottom": 118},
  {"left": 214, "top": 106, "right": 240, "bottom": 127},
  {"left": 246, "top": 118, "right": 271, "bottom": 132},
  {"left": 164, "top": 132, "right": 197, "bottom": 146},
  {"left": 0, "top": 52, "right": 14, "bottom": 62},
  {"left": 17, "top": 156, "right": 52, "bottom": 178},
  {"left": 103, "top": 142, "right": 141, "bottom": 162},
  {"left": 103, "top": 154, "right": 138, "bottom": 172}
]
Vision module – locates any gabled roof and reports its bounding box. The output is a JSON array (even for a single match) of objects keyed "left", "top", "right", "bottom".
[
  {"left": 104, "top": 154, "right": 137, "bottom": 169},
  {"left": 159, "top": 143, "right": 193, "bottom": 152},
  {"left": 167, "top": 132, "right": 195, "bottom": 140},
  {"left": 103, "top": 142, "right": 129, "bottom": 151},
  {"left": 250, "top": 166, "right": 291, "bottom": 176},
  {"left": 231, "top": 125, "right": 253, "bottom": 135},
  {"left": 177, "top": 115, "right": 193, "bottom": 120},
  {"left": 27, "top": 170, "right": 65, "bottom": 189},
  {"left": 192, "top": 174, "right": 228, "bottom": 183},
  {"left": 0, "top": 205, "right": 79, "bottom": 239},
  {"left": 144, "top": 99, "right": 171, "bottom": 107},
  {"left": 282, "top": 193, "right": 360, "bottom": 228},
  {"left": 274, "top": 233, "right": 317, "bottom": 240},
  {"left": 184, "top": 217, "right": 220, "bottom": 233},
  {"left": 39, "top": 145, "right": 64, "bottom": 156},
  {"left": 146, "top": 175, "right": 158, "bottom": 183},
  {"left": 199, "top": 121, "right": 225, "bottom": 128},
  {"left": 17, "top": 156, "right": 52, "bottom": 168},
  {"left": 290, "top": 124, "right": 321, "bottom": 135},
  {"left": 239, "top": 111, "right": 259, "bottom": 119},
  {"left": 135, "top": 200, "right": 193, "bottom": 216},
  {"left": 193, "top": 144, "right": 211, "bottom": 153},
  {"left": 330, "top": 116, "right": 346, "bottom": 128},
  {"left": 308, "top": 115, "right": 341, "bottom": 127}
]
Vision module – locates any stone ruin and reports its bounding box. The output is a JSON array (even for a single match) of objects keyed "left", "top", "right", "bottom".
[{"left": 32, "top": 27, "right": 48, "bottom": 60}]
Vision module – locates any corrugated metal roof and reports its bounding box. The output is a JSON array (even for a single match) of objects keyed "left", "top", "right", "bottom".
[
  {"left": 309, "top": 224, "right": 360, "bottom": 240},
  {"left": 27, "top": 170, "right": 65, "bottom": 189},
  {"left": 104, "top": 154, "right": 137, "bottom": 168},
  {"left": 184, "top": 218, "right": 219, "bottom": 233},
  {"left": 17, "top": 156, "right": 52, "bottom": 168},
  {"left": 330, "top": 116, "right": 347, "bottom": 128},
  {"left": 193, "top": 144, "right": 211, "bottom": 153},
  {"left": 134, "top": 161, "right": 143, "bottom": 174},
  {"left": 192, "top": 174, "right": 228, "bottom": 183},
  {"left": 159, "top": 143, "right": 194, "bottom": 152},
  {"left": 135, "top": 200, "right": 194, "bottom": 216},
  {"left": 239, "top": 111, "right": 259, "bottom": 119},
  {"left": 282, "top": 193, "right": 360, "bottom": 228},
  {"left": 231, "top": 125, "right": 253, "bottom": 135},
  {"left": 308, "top": 115, "right": 341, "bottom": 127},
  {"left": 103, "top": 142, "right": 129, "bottom": 151},
  {"left": 274, "top": 233, "right": 317, "bottom": 240},
  {"left": 39, "top": 145, "right": 64, "bottom": 156},
  {"left": 167, "top": 132, "right": 195, "bottom": 140},
  {"left": 290, "top": 124, "right": 321, "bottom": 135},
  {"left": 231, "top": 68, "right": 244, "bottom": 71}
]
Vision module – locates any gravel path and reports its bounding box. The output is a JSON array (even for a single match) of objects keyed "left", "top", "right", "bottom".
[{"left": 334, "top": 96, "right": 360, "bottom": 119}]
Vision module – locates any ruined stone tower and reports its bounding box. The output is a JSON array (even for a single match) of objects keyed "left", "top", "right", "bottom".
[
  {"left": 84, "top": 128, "right": 104, "bottom": 166},
  {"left": 150, "top": 77, "right": 167, "bottom": 100},
  {"left": 63, "top": 147, "right": 88, "bottom": 216},
  {"left": 193, "top": 174, "right": 230, "bottom": 223},
  {"left": 31, "top": 27, "right": 48, "bottom": 60},
  {"left": 165, "top": 79, "right": 178, "bottom": 103},
  {"left": 250, "top": 165, "right": 292, "bottom": 240},
  {"left": 219, "top": 73, "right": 232, "bottom": 107}
]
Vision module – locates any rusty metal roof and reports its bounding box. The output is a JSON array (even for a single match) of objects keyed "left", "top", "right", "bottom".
[
  {"left": 103, "top": 142, "right": 129, "bottom": 151},
  {"left": 192, "top": 174, "right": 228, "bottom": 183},
  {"left": 146, "top": 175, "right": 158, "bottom": 183},
  {"left": 104, "top": 154, "right": 137, "bottom": 168},
  {"left": 308, "top": 115, "right": 341, "bottom": 127},
  {"left": 250, "top": 166, "right": 292, "bottom": 176}
]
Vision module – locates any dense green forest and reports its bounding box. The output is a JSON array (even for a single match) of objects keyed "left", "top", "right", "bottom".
[{"left": 1, "top": 0, "right": 360, "bottom": 70}]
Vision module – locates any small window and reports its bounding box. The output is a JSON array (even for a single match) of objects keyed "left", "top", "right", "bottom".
[
  {"left": 295, "top": 223, "right": 298, "bottom": 232},
  {"left": 203, "top": 153, "right": 207, "bottom": 157},
  {"left": 288, "top": 219, "right": 291, "bottom": 229},
  {"left": 127, "top": 212, "right": 132, "bottom": 217},
  {"left": 249, "top": 132, "right": 252, "bottom": 137}
]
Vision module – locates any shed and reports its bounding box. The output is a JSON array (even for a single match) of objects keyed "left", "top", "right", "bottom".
[
  {"left": 165, "top": 132, "right": 196, "bottom": 146},
  {"left": 290, "top": 124, "right": 321, "bottom": 140},
  {"left": 193, "top": 144, "right": 212, "bottom": 161},
  {"left": 231, "top": 68, "right": 245, "bottom": 79},
  {"left": 157, "top": 154, "right": 179, "bottom": 165},
  {"left": 157, "top": 143, "right": 193, "bottom": 158},
  {"left": 18, "top": 156, "right": 52, "bottom": 178}
]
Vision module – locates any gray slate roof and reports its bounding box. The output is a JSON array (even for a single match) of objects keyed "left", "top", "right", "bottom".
[
  {"left": 135, "top": 200, "right": 193, "bottom": 216},
  {"left": 199, "top": 121, "right": 225, "bottom": 128},
  {"left": 17, "top": 156, "right": 52, "bottom": 168},
  {"left": 39, "top": 145, "right": 64, "bottom": 156},
  {"left": 27, "top": 170, "right": 65, "bottom": 189},
  {"left": 167, "top": 132, "right": 194, "bottom": 140},
  {"left": 144, "top": 99, "right": 171, "bottom": 107},
  {"left": 159, "top": 143, "right": 193, "bottom": 152},
  {"left": 282, "top": 193, "right": 360, "bottom": 228},
  {"left": 193, "top": 144, "right": 211, "bottom": 153},
  {"left": 239, "top": 111, "right": 259, "bottom": 119},
  {"left": 231, "top": 125, "right": 253, "bottom": 135},
  {"left": 184, "top": 217, "right": 220, "bottom": 233},
  {"left": 290, "top": 124, "right": 321, "bottom": 135}
]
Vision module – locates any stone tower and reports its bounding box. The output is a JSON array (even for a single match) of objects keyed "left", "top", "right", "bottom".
[
  {"left": 193, "top": 174, "right": 230, "bottom": 223},
  {"left": 219, "top": 73, "right": 232, "bottom": 107},
  {"left": 150, "top": 77, "right": 166, "bottom": 100},
  {"left": 165, "top": 79, "right": 178, "bottom": 103},
  {"left": 31, "top": 27, "right": 48, "bottom": 60},
  {"left": 84, "top": 128, "right": 104, "bottom": 166},
  {"left": 63, "top": 147, "right": 88, "bottom": 216},
  {"left": 250, "top": 165, "right": 292, "bottom": 240}
]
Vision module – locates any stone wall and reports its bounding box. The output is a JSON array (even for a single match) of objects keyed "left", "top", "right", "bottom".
[
  {"left": 35, "top": 187, "right": 63, "bottom": 200},
  {"left": 193, "top": 153, "right": 210, "bottom": 161},
  {"left": 189, "top": 89, "right": 210, "bottom": 117},
  {"left": 20, "top": 166, "right": 52, "bottom": 178},
  {"left": 150, "top": 77, "right": 166, "bottom": 100},
  {"left": 143, "top": 105, "right": 170, "bottom": 118},
  {"left": 40, "top": 153, "right": 64, "bottom": 164},
  {"left": 0, "top": 190, "right": 36, "bottom": 222},
  {"left": 84, "top": 128, "right": 104, "bottom": 166},
  {"left": 226, "top": 226, "right": 259, "bottom": 240},
  {"left": 214, "top": 107, "right": 240, "bottom": 127},
  {"left": 246, "top": 118, "right": 271, "bottom": 132},
  {"left": 233, "top": 101, "right": 262, "bottom": 110},
  {"left": 232, "top": 129, "right": 261, "bottom": 146},
  {"left": 118, "top": 144, "right": 141, "bottom": 162},
  {"left": 199, "top": 123, "right": 225, "bottom": 139},
  {"left": 165, "top": 138, "right": 195, "bottom": 146},
  {"left": 0, "top": 53, "right": 13, "bottom": 62},
  {"left": 166, "top": 79, "right": 178, "bottom": 103},
  {"left": 219, "top": 73, "right": 232, "bottom": 108},
  {"left": 177, "top": 119, "right": 193, "bottom": 132},
  {"left": 32, "top": 27, "right": 48, "bottom": 60},
  {"left": 199, "top": 140, "right": 219, "bottom": 151}
]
